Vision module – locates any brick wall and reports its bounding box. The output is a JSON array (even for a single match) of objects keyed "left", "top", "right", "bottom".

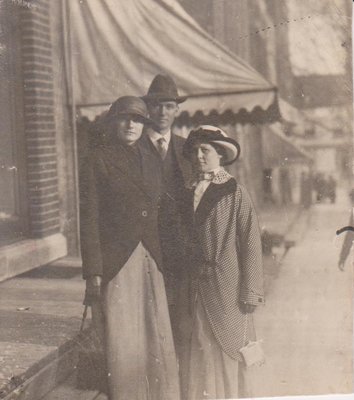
[{"left": 19, "top": 0, "right": 60, "bottom": 238}]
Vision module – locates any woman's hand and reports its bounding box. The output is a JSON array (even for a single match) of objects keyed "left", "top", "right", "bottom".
[{"left": 86, "top": 275, "right": 102, "bottom": 299}]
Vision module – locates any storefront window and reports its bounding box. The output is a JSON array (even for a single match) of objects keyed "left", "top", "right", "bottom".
[{"left": 0, "top": 2, "right": 27, "bottom": 244}]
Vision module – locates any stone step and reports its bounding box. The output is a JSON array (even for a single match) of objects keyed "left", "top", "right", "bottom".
[
  {"left": 0, "top": 262, "right": 88, "bottom": 400},
  {"left": 1, "top": 330, "right": 93, "bottom": 400}
]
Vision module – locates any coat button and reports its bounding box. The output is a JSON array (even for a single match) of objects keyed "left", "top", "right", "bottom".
[{"left": 142, "top": 210, "right": 148, "bottom": 217}]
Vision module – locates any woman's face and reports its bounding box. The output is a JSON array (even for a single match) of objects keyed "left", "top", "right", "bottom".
[
  {"left": 191, "top": 143, "right": 222, "bottom": 172},
  {"left": 116, "top": 114, "right": 144, "bottom": 145}
]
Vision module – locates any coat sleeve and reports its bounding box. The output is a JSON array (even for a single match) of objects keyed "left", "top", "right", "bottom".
[
  {"left": 79, "top": 149, "right": 103, "bottom": 280},
  {"left": 236, "top": 185, "right": 265, "bottom": 306}
]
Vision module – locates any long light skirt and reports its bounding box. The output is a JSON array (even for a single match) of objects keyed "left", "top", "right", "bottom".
[
  {"left": 103, "top": 242, "right": 180, "bottom": 400},
  {"left": 184, "top": 298, "right": 249, "bottom": 400}
]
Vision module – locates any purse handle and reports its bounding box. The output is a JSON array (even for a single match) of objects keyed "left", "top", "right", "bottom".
[
  {"left": 243, "top": 313, "right": 257, "bottom": 346},
  {"left": 243, "top": 314, "right": 248, "bottom": 347}
]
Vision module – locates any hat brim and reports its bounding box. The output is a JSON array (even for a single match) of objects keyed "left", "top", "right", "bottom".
[
  {"left": 106, "top": 111, "right": 157, "bottom": 128},
  {"left": 210, "top": 139, "right": 240, "bottom": 165},
  {"left": 142, "top": 94, "right": 187, "bottom": 104},
  {"left": 183, "top": 134, "right": 241, "bottom": 165}
]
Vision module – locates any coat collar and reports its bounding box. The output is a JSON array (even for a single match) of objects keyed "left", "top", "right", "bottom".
[
  {"left": 137, "top": 140, "right": 162, "bottom": 199},
  {"left": 194, "top": 179, "right": 237, "bottom": 226},
  {"left": 171, "top": 132, "right": 194, "bottom": 182},
  {"left": 184, "top": 169, "right": 237, "bottom": 226},
  {"left": 99, "top": 141, "right": 152, "bottom": 199},
  {"left": 186, "top": 168, "right": 233, "bottom": 189}
]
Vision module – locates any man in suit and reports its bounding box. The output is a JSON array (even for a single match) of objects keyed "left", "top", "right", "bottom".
[{"left": 141, "top": 74, "right": 192, "bottom": 341}]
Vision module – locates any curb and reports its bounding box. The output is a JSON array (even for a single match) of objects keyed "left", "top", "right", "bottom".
[{"left": 0, "top": 329, "right": 99, "bottom": 400}]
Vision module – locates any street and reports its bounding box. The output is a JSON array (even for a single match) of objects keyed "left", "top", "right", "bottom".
[{"left": 253, "top": 190, "right": 353, "bottom": 397}]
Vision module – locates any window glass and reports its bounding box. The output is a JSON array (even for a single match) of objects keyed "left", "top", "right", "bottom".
[{"left": 0, "top": 2, "right": 27, "bottom": 244}]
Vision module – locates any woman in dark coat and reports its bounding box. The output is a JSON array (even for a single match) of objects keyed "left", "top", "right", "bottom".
[
  {"left": 80, "top": 96, "right": 180, "bottom": 400},
  {"left": 180, "top": 125, "right": 264, "bottom": 399}
]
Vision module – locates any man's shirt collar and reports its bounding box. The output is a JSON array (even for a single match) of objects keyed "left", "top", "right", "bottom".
[{"left": 148, "top": 129, "right": 171, "bottom": 147}]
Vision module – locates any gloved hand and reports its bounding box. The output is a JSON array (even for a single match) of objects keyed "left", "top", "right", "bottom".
[
  {"left": 85, "top": 275, "right": 102, "bottom": 301},
  {"left": 240, "top": 302, "right": 257, "bottom": 314}
]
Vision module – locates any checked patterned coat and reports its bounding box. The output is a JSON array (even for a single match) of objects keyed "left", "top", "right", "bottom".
[{"left": 182, "top": 169, "right": 265, "bottom": 361}]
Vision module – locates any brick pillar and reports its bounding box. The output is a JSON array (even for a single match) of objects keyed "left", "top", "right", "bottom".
[{"left": 20, "top": 0, "right": 60, "bottom": 238}]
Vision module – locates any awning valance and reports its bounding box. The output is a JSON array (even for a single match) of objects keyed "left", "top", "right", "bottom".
[
  {"left": 69, "top": 0, "right": 280, "bottom": 124},
  {"left": 262, "top": 124, "right": 313, "bottom": 168}
]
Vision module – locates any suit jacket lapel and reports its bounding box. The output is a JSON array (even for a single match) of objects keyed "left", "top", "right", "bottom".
[
  {"left": 141, "top": 129, "right": 161, "bottom": 158},
  {"left": 180, "top": 187, "right": 195, "bottom": 225},
  {"left": 138, "top": 140, "right": 161, "bottom": 199},
  {"left": 194, "top": 179, "right": 237, "bottom": 226},
  {"left": 171, "top": 132, "right": 192, "bottom": 182}
]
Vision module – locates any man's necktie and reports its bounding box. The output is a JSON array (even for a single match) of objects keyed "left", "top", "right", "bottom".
[{"left": 157, "top": 137, "right": 168, "bottom": 160}]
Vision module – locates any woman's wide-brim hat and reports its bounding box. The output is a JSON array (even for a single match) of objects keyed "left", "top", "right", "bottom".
[
  {"left": 105, "top": 95, "right": 156, "bottom": 126},
  {"left": 142, "top": 74, "right": 187, "bottom": 104},
  {"left": 183, "top": 125, "right": 241, "bottom": 165}
]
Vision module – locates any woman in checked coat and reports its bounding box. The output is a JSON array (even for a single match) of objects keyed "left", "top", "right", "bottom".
[{"left": 179, "top": 125, "right": 264, "bottom": 400}]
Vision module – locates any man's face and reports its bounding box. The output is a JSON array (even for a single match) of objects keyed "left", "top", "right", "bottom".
[
  {"left": 116, "top": 114, "right": 144, "bottom": 145},
  {"left": 147, "top": 101, "right": 179, "bottom": 134}
]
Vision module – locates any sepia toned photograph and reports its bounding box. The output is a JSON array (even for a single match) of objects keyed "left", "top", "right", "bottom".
[{"left": 0, "top": 0, "right": 353, "bottom": 399}]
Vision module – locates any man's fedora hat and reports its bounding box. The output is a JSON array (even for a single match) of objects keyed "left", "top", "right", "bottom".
[
  {"left": 143, "top": 74, "right": 187, "bottom": 104},
  {"left": 105, "top": 96, "right": 155, "bottom": 126},
  {"left": 183, "top": 125, "right": 241, "bottom": 165}
]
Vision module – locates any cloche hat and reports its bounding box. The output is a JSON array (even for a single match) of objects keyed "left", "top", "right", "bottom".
[{"left": 105, "top": 96, "right": 155, "bottom": 126}]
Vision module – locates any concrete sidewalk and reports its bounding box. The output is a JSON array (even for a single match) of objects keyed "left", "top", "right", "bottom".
[
  {"left": 0, "top": 203, "right": 305, "bottom": 399},
  {"left": 259, "top": 203, "right": 303, "bottom": 237},
  {"left": 252, "top": 192, "right": 353, "bottom": 397},
  {"left": 258, "top": 203, "right": 310, "bottom": 295}
]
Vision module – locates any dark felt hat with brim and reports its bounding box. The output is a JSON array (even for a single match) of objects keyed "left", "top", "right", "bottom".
[
  {"left": 183, "top": 125, "right": 241, "bottom": 166},
  {"left": 105, "top": 96, "right": 155, "bottom": 126},
  {"left": 142, "top": 74, "right": 187, "bottom": 104}
]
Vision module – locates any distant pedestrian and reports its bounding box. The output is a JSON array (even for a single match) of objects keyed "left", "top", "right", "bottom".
[
  {"left": 314, "top": 172, "right": 326, "bottom": 202},
  {"left": 280, "top": 167, "right": 292, "bottom": 205},
  {"left": 327, "top": 175, "right": 337, "bottom": 204},
  {"left": 300, "top": 171, "right": 312, "bottom": 209},
  {"left": 338, "top": 189, "right": 354, "bottom": 271}
]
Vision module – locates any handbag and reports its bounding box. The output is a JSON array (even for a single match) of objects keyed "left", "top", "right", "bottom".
[
  {"left": 76, "top": 305, "right": 108, "bottom": 393},
  {"left": 239, "top": 314, "right": 265, "bottom": 368}
]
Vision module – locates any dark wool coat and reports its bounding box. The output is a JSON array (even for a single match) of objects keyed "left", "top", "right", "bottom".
[
  {"left": 182, "top": 169, "right": 264, "bottom": 361},
  {"left": 79, "top": 139, "right": 163, "bottom": 285},
  {"left": 140, "top": 129, "right": 193, "bottom": 302},
  {"left": 141, "top": 128, "right": 193, "bottom": 186}
]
